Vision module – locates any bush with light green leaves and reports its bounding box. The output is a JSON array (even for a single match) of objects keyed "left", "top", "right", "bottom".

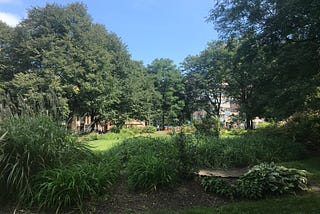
[{"left": 201, "top": 163, "right": 308, "bottom": 199}]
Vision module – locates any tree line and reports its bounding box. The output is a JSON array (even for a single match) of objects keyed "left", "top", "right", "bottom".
[
  {"left": 1, "top": 1, "right": 319, "bottom": 129},
  {"left": 0, "top": 3, "right": 185, "bottom": 129},
  {"left": 183, "top": 0, "right": 320, "bottom": 128}
]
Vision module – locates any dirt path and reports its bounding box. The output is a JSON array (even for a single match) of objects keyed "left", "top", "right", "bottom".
[
  {"left": 309, "top": 181, "right": 320, "bottom": 192},
  {"left": 198, "top": 168, "right": 248, "bottom": 178}
]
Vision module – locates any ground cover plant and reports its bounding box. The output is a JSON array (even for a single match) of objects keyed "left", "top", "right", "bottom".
[{"left": 201, "top": 163, "right": 308, "bottom": 199}]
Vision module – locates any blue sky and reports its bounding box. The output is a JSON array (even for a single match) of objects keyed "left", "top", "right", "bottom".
[{"left": 0, "top": 0, "right": 218, "bottom": 65}]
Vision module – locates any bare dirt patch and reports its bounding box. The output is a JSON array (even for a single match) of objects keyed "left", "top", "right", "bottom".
[{"left": 87, "top": 177, "right": 227, "bottom": 213}]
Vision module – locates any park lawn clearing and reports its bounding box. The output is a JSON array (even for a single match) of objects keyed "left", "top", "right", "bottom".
[
  {"left": 85, "top": 133, "right": 126, "bottom": 151},
  {"left": 87, "top": 138, "right": 121, "bottom": 151},
  {"left": 86, "top": 131, "right": 170, "bottom": 152}
]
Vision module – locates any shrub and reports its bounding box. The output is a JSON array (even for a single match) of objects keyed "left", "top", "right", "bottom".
[
  {"left": 110, "top": 137, "right": 178, "bottom": 166},
  {"left": 127, "top": 152, "right": 178, "bottom": 191},
  {"left": 196, "top": 133, "right": 306, "bottom": 169},
  {"left": 125, "top": 127, "right": 142, "bottom": 135},
  {"left": 283, "top": 111, "right": 320, "bottom": 150},
  {"left": 236, "top": 163, "right": 308, "bottom": 199},
  {"left": 194, "top": 116, "right": 220, "bottom": 137},
  {"left": 201, "top": 177, "right": 235, "bottom": 198},
  {"left": 0, "top": 115, "right": 93, "bottom": 203},
  {"left": 167, "top": 129, "right": 176, "bottom": 136},
  {"left": 110, "top": 126, "right": 121, "bottom": 133},
  {"left": 141, "top": 126, "right": 157, "bottom": 134},
  {"left": 112, "top": 135, "right": 199, "bottom": 183},
  {"left": 181, "top": 125, "right": 196, "bottom": 134},
  {"left": 31, "top": 157, "right": 120, "bottom": 213},
  {"left": 172, "top": 132, "right": 200, "bottom": 178},
  {"left": 201, "top": 163, "right": 308, "bottom": 199}
]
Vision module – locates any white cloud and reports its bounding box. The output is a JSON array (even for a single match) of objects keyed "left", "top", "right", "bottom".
[{"left": 0, "top": 12, "right": 21, "bottom": 27}]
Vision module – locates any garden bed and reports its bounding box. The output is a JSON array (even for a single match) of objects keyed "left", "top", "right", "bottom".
[{"left": 87, "top": 177, "right": 227, "bottom": 213}]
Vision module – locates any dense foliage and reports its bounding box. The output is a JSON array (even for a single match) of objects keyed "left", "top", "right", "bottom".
[
  {"left": 106, "top": 129, "right": 306, "bottom": 192},
  {"left": 194, "top": 116, "right": 220, "bottom": 137},
  {"left": 182, "top": 41, "right": 232, "bottom": 119},
  {"left": 183, "top": 0, "right": 320, "bottom": 130},
  {"left": 1, "top": 1, "right": 319, "bottom": 139},
  {"left": 31, "top": 157, "right": 120, "bottom": 212},
  {"left": 0, "top": 1, "right": 319, "bottom": 212},
  {"left": 282, "top": 111, "right": 320, "bottom": 150},
  {"left": 127, "top": 153, "right": 178, "bottom": 190},
  {"left": 0, "top": 113, "right": 311, "bottom": 211},
  {"left": 0, "top": 3, "right": 184, "bottom": 130},
  {"left": 0, "top": 115, "right": 93, "bottom": 202},
  {"left": 147, "top": 58, "right": 185, "bottom": 127},
  {"left": 194, "top": 133, "right": 305, "bottom": 168}
]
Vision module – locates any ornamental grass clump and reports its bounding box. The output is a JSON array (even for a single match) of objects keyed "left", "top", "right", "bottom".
[
  {"left": 111, "top": 136, "right": 178, "bottom": 166},
  {"left": 127, "top": 152, "right": 178, "bottom": 191},
  {"left": 0, "top": 115, "right": 93, "bottom": 203},
  {"left": 31, "top": 157, "right": 120, "bottom": 213},
  {"left": 196, "top": 133, "right": 306, "bottom": 169}
]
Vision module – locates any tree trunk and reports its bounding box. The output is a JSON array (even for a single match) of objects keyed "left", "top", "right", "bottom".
[
  {"left": 66, "top": 112, "right": 74, "bottom": 130},
  {"left": 90, "top": 113, "right": 96, "bottom": 132},
  {"left": 246, "top": 116, "right": 254, "bottom": 130}
]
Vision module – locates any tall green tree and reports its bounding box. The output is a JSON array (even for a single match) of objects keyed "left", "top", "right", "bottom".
[
  {"left": 2, "top": 2, "right": 158, "bottom": 130},
  {"left": 148, "top": 58, "right": 185, "bottom": 127},
  {"left": 227, "top": 35, "right": 268, "bottom": 128},
  {"left": 208, "top": 0, "right": 320, "bottom": 119},
  {"left": 4, "top": 3, "right": 126, "bottom": 125},
  {"left": 182, "top": 41, "right": 232, "bottom": 119},
  {"left": 122, "top": 60, "right": 159, "bottom": 124},
  {"left": 0, "top": 21, "right": 13, "bottom": 93},
  {"left": 6, "top": 3, "right": 94, "bottom": 118}
]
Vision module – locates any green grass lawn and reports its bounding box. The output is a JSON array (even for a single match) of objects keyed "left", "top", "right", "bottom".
[
  {"left": 87, "top": 138, "right": 121, "bottom": 151},
  {"left": 140, "top": 192, "right": 320, "bottom": 214},
  {"left": 86, "top": 131, "right": 170, "bottom": 152}
]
